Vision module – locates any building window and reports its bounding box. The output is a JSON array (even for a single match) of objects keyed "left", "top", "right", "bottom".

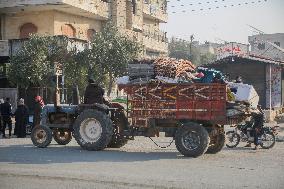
[
  {"left": 274, "top": 42, "right": 280, "bottom": 47},
  {"left": 87, "top": 29, "right": 96, "bottom": 41},
  {"left": 61, "top": 24, "right": 76, "bottom": 38},
  {"left": 19, "top": 23, "right": 38, "bottom": 38},
  {"left": 257, "top": 43, "right": 265, "bottom": 50}
]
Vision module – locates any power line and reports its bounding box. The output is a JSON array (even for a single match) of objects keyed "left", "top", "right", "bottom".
[{"left": 168, "top": 0, "right": 268, "bottom": 14}]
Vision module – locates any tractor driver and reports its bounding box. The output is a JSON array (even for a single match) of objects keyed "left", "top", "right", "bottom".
[{"left": 84, "top": 78, "right": 105, "bottom": 104}]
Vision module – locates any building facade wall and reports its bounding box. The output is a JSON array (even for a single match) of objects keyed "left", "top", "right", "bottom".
[
  {"left": 0, "top": 0, "right": 168, "bottom": 56},
  {"left": 3, "top": 10, "right": 103, "bottom": 40},
  {"left": 3, "top": 11, "right": 55, "bottom": 39},
  {"left": 249, "top": 33, "right": 284, "bottom": 61},
  {"left": 53, "top": 11, "right": 102, "bottom": 40}
]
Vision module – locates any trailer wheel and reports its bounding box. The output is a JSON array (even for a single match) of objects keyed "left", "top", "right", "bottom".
[
  {"left": 31, "top": 125, "right": 52, "bottom": 148},
  {"left": 53, "top": 129, "right": 72, "bottom": 145},
  {"left": 73, "top": 109, "right": 113, "bottom": 151},
  {"left": 175, "top": 123, "right": 209, "bottom": 157},
  {"left": 206, "top": 132, "right": 225, "bottom": 154}
]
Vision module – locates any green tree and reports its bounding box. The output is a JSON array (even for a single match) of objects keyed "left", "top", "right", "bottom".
[
  {"left": 200, "top": 52, "right": 216, "bottom": 65},
  {"left": 168, "top": 37, "right": 216, "bottom": 66},
  {"left": 168, "top": 37, "right": 191, "bottom": 60},
  {"left": 83, "top": 22, "right": 142, "bottom": 96},
  {"left": 8, "top": 34, "right": 88, "bottom": 94}
]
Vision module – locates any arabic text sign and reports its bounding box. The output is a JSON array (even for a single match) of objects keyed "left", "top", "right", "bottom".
[{"left": 216, "top": 43, "right": 248, "bottom": 60}]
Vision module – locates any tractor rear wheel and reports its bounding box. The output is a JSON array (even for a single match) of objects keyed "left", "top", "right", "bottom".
[
  {"left": 175, "top": 123, "right": 209, "bottom": 157},
  {"left": 108, "top": 110, "right": 128, "bottom": 148},
  {"left": 31, "top": 125, "right": 52, "bottom": 148},
  {"left": 53, "top": 129, "right": 72, "bottom": 145},
  {"left": 73, "top": 109, "right": 113, "bottom": 151}
]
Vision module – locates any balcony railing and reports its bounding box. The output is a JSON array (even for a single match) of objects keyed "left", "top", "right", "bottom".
[
  {"left": 143, "top": 1, "right": 168, "bottom": 23},
  {"left": 9, "top": 36, "right": 89, "bottom": 56},
  {"left": 143, "top": 29, "right": 168, "bottom": 43},
  {"left": 143, "top": 37, "right": 168, "bottom": 55},
  {"left": 142, "top": 29, "right": 168, "bottom": 53}
]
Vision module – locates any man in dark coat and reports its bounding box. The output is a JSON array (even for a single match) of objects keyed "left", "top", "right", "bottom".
[
  {"left": 1, "top": 98, "right": 12, "bottom": 138},
  {"left": 84, "top": 78, "right": 105, "bottom": 104},
  {"left": 15, "top": 98, "right": 29, "bottom": 138}
]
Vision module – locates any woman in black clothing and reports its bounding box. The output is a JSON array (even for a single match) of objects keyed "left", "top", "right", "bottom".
[{"left": 15, "top": 98, "right": 29, "bottom": 138}]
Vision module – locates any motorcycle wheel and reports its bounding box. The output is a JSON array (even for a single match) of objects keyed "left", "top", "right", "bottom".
[
  {"left": 226, "top": 131, "right": 240, "bottom": 148},
  {"left": 260, "top": 131, "right": 276, "bottom": 149}
]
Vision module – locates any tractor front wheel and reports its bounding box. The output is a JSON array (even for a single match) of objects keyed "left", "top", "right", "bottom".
[
  {"left": 53, "top": 129, "right": 72, "bottom": 145},
  {"left": 31, "top": 125, "right": 52, "bottom": 148}
]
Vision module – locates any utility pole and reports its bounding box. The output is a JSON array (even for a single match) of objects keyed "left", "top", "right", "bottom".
[{"left": 189, "top": 34, "right": 194, "bottom": 61}]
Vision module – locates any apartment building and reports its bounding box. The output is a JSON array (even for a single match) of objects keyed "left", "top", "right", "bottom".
[{"left": 0, "top": 0, "right": 168, "bottom": 57}]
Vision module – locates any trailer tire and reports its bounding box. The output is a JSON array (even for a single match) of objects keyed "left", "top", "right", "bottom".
[
  {"left": 206, "top": 132, "right": 225, "bottom": 154},
  {"left": 53, "top": 129, "right": 72, "bottom": 145},
  {"left": 31, "top": 125, "right": 52, "bottom": 148},
  {"left": 73, "top": 109, "right": 113, "bottom": 151},
  {"left": 175, "top": 123, "right": 209, "bottom": 157}
]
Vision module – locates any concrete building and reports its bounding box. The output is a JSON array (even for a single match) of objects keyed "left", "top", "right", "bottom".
[
  {"left": 248, "top": 33, "right": 284, "bottom": 61},
  {"left": 207, "top": 55, "right": 284, "bottom": 110},
  {"left": 197, "top": 41, "right": 220, "bottom": 55},
  {"left": 0, "top": 0, "right": 168, "bottom": 57}
]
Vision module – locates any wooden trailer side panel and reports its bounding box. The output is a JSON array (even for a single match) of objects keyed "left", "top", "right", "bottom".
[{"left": 119, "top": 83, "right": 227, "bottom": 126}]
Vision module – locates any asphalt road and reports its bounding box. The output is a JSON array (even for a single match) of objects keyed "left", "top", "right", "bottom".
[{"left": 0, "top": 127, "right": 284, "bottom": 189}]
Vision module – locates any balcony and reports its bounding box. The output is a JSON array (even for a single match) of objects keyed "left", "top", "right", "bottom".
[
  {"left": 143, "top": 2, "right": 168, "bottom": 23},
  {"left": 0, "top": 0, "right": 110, "bottom": 20},
  {"left": 9, "top": 35, "right": 89, "bottom": 56},
  {"left": 143, "top": 29, "right": 168, "bottom": 54}
]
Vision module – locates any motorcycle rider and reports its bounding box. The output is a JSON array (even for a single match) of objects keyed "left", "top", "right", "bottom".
[{"left": 244, "top": 105, "right": 264, "bottom": 150}]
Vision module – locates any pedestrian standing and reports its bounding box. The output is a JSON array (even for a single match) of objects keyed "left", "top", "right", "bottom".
[
  {"left": 33, "top": 96, "right": 44, "bottom": 128},
  {"left": 15, "top": 98, "right": 29, "bottom": 138},
  {"left": 1, "top": 98, "right": 13, "bottom": 138},
  {"left": 235, "top": 76, "right": 243, "bottom": 83}
]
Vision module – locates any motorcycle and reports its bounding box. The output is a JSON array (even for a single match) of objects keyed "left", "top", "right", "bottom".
[
  {"left": 226, "top": 105, "right": 279, "bottom": 149},
  {"left": 226, "top": 123, "right": 278, "bottom": 149}
]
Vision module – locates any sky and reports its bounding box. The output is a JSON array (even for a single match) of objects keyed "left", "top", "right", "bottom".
[{"left": 161, "top": 0, "right": 284, "bottom": 44}]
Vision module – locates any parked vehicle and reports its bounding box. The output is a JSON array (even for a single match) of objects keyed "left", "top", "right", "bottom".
[{"left": 226, "top": 121, "right": 278, "bottom": 149}]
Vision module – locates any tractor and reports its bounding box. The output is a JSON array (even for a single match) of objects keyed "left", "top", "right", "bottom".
[{"left": 31, "top": 98, "right": 129, "bottom": 150}]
